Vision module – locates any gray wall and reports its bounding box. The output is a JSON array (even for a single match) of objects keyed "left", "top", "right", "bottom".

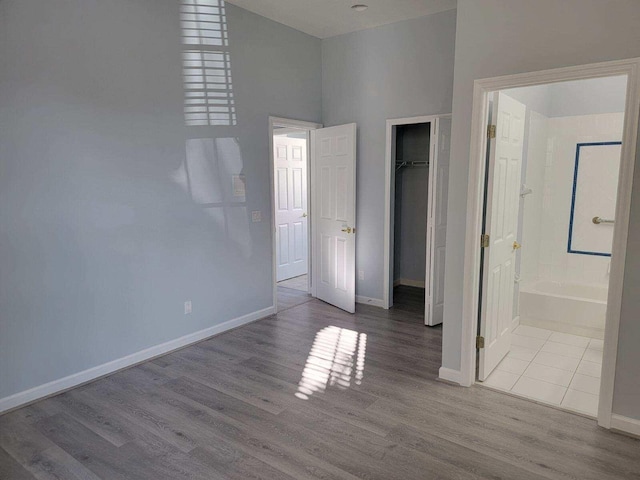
[
  {"left": 442, "top": 0, "right": 640, "bottom": 421},
  {"left": 0, "top": 0, "right": 321, "bottom": 400},
  {"left": 322, "top": 10, "right": 456, "bottom": 300},
  {"left": 616, "top": 119, "right": 640, "bottom": 418}
]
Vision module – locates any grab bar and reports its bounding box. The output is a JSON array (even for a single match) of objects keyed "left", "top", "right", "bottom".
[{"left": 593, "top": 216, "right": 615, "bottom": 225}]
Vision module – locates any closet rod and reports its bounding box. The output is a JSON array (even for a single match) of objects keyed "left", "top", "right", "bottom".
[{"left": 395, "top": 161, "right": 429, "bottom": 171}]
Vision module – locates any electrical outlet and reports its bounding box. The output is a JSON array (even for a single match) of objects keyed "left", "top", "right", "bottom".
[
  {"left": 358, "top": 270, "right": 365, "bottom": 280},
  {"left": 184, "top": 300, "right": 192, "bottom": 315},
  {"left": 251, "top": 210, "right": 262, "bottom": 223}
]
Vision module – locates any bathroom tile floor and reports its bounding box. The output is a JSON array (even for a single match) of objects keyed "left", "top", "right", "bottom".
[{"left": 481, "top": 325, "right": 603, "bottom": 417}]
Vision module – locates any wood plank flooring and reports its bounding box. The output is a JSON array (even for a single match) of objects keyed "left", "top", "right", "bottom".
[
  {"left": 391, "top": 285, "right": 426, "bottom": 318},
  {"left": 2, "top": 292, "right": 640, "bottom": 479},
  {"left": 276, "top": 285, "right": 314, "bottom": 312}
]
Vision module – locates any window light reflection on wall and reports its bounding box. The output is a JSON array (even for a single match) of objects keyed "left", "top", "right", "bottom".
[{"left": 181, "top": 0, "right": 236, "bottom": 126}]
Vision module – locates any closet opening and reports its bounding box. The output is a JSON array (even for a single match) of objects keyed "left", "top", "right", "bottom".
[
  {"left": 383, "top": 115, "right": 451, "bottom": 326},
  {"left": 393, "top": 123, "right": 431, "bottom": 319}
]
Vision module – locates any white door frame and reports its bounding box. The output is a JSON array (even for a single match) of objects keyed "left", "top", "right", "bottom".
[
  {"left": 383, "top": 114, "right": 452, "bottom": 310},
  {"left": 458, "top": 58, "right": 640, "bottom": 429},
  {"left": 269, "top": 116, "right": 322, "bottom": 313}
]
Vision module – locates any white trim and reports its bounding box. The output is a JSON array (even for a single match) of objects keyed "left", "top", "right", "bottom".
[
  {"left": 438, "top": 367, "right": 462, "bottom": 384},
  {"left": 611, "top": 414, "right": 640, "bottom": 438},
  {"left": 511, "top": 315, "right": 521, "bottom": 332},
  {"left": 355, "top": 295, "right": 385, "bottom": 308},
  {"left": 458, "top": 58, "right": 640, "bottom": 432},
  {"left": 0, "top": 306, "right": 276, "bottom": 415},
  {"left": 273, "top": 127, "right": 309, "bottom": 137},
  {"left": 309, "top": 130, "right": 318, "bottom": 299},
  {"left": 269, "top": 116, "right": 322, "bottom": 312},
  {"left": 270, "top": 116, "right": 322, "bottom": 130},
  {"left": 383, "top": 114, "right": 452, "bottom": 310}
]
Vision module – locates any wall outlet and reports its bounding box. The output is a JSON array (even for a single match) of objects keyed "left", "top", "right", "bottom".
[
  {"left": 251, "top": 210, "right": 262, "bottom": 223},
  {"left": 184, "top": 300, "right": 192, "bottom": 315},
  {"left": 358, "top": 270, "right": 365, "bottom": 280}
]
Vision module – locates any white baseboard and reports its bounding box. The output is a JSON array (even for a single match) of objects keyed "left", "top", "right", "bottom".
[
  {"left": 0, "top": 306, "right": 276, "bottom": 415},
  {"left": 438, "top": 367, "right": 462, "bottom": 385},
  {"left": 356, "top": 296, "right": 385, "bottom": 308},
  {"left": 610, "top": 414, "right": 640, "bottom": 438},
  {"left": 511, "top": 315, "right": 521, "bottom": 332}
]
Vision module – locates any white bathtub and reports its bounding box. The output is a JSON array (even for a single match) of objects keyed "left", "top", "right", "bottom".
[{"left": 519, "top": 280, "right": 607, "bottom": 339}]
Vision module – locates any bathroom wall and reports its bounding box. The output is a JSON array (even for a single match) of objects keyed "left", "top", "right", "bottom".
[
  {"left": 537, "top": 112, "right": 623, "bottom": 286},
  {"left": 518, "top": 111, "right": 624, "bottom": 288},
  {"left": 519, "top": 110, "right": 548, "bottom": 285},
  {"left": 506, "top": 78, "right": 627, "bottom": 290}
]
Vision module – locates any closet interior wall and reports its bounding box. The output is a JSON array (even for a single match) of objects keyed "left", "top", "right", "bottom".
[{"left": 393, "top": 123, "right": 431, "bottom": 288}]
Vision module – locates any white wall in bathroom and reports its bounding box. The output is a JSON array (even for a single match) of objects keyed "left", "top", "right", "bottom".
[
  {"left": 519, "top": 110, "right": 548, "bottom": 285},
  {"left": 570, "top": 142, "right": 621, "bottom": 255},
  {"left": 537, "top": 112, "right": 624, "bottom": 286}
]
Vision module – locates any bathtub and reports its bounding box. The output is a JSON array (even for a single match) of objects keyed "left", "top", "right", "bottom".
[{"left": 519, "top": 280, "right": 607, "bottom": 339}]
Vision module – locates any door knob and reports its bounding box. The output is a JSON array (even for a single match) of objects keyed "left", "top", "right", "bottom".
[
  {"left": 301, "top": 213, "right": 308, "bottom": 218},
  {"left": 513, "top": 241, "right": 522, "bottom": 250},
  {"left": 341, "top": 226, "right": 352, "bottom": 234}
]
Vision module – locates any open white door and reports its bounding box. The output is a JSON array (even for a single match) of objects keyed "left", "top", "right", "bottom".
[
  {"left": 274, "top": 136, "right": 308, "bottom": 282},
  {"left": 425, "top": 117, "right": 451, "bottom": 326},
  {"left": 478, "top": 93, "right": 526, "bottom": 381},
  {"left": 311, "top": 123, "right": 357, "bottom": 313}
]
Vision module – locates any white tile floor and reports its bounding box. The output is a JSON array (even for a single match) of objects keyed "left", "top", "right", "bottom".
[{"left": 482, "top": 325, "right": 604, "bottom": 417}]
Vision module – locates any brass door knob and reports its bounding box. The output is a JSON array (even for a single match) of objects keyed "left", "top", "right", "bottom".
[
  {"left": 513, "top": 241, "right": 522, "bottom": 250},
  {"left": 341, "top": 226, "right": 352, "bottom": 234},
  {"left": 301, "top": 213, "right": 308, "bottom": 218}
]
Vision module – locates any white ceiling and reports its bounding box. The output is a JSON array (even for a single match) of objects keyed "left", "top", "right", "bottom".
[{"left": 224, "top": 0, "right": 457, "bottom": 39}]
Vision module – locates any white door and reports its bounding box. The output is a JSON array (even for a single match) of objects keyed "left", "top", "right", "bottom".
[
  {"left": 478, "top": 93, "right": 526, "bottom": 381},
  {"left": 274, "top": 136, "right": 308, "bottom": 282},
  {"left": 312, "top": 124, "right": 357, "bottom": 313},
  {"left": 425, "top": 117, "right": 451, "bottom": 326}
]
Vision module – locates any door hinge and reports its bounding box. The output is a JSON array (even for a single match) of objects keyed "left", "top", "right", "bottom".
[
  {"left": 476, "top": 336, "right": 485, "bottom": 349},
  {"left": 481, "top": 234, "right": 490, "bottom": 248},
  {"left": 487, "top": 125, "right": 496, "bottom": 139}
]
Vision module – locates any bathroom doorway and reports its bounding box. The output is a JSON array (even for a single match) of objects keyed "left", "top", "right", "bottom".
[{"left": 474, "top": 73, "right": 634, "bottom": 418}]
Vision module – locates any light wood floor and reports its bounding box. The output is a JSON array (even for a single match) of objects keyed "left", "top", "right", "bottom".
[{"left": 1, "top": 290, "right": 639, "bottom": 479}]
